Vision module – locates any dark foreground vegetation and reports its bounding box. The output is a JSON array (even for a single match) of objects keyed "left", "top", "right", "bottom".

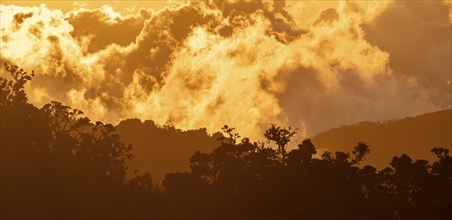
[{"left": 1, "top": 64, "right": 451, "bottom": 219}]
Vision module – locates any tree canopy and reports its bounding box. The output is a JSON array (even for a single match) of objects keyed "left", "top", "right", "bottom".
[{"left": 1, "top": 64, "right": 451, "bottom": 219}]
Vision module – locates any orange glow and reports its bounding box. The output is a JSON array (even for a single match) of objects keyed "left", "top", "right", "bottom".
[
  {"left": 1, "top": 0, "right": 173, "bottom": 14},
  {"left": 0, "top": 0, "right": 450, "bottom": 140}
]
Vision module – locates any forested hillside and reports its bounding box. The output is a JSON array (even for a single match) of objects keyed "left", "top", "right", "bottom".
[
  {"left": 312, "top": 110, "right": 452, "bottom": 168},
  {"left": 116, "top": 119, "right": 219, "bottom": 182}
]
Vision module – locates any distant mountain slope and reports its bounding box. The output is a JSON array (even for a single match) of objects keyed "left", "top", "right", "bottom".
[
  {"left": 115, "top": 119, "right": 220, "bottom": 183},
  {"left": 312, "top": 110, "right": 452, "bottom": 169}
]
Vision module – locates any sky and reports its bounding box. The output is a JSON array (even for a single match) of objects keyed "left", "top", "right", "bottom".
[{"left": 0, "top": 0, "right": 451, "bottom": 140}]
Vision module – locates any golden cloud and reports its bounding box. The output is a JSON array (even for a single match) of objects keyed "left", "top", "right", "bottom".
[{"left": 0, "top": 0, "right": 450, "bottom": 141}]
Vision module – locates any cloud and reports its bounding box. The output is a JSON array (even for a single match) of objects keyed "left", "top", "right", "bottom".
[
  {"left": 125, "top": 15, "right": 287, "bottom": 139},
  {"left": 0, "top": 0, "right": 450, "bottom": 141},
  {"left": 362, "top": 0, "right": 451, "bottom": 108},
  {"left": 0, "top": 4, "right": 111, "bottom": 120},
  {"left": 66, "top": 6, "right": 152, "bottom": 54}
]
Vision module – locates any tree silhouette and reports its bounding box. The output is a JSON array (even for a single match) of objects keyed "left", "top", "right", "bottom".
[
  {"left": 217, "top": 124, "right": 240, "bottom": 144},
  {"left": 1, "top": 63, "right": 34, "bottom": 107},
  {"left": 287, "top": 139, "right": 317, "bottom": 167},
  {"left": 264, "top": 124, "right": 297, "bottom": 165},
  {"left": 1, "top": 63, "right": 451, "bottom": 219},
  {"left": 351, "top": 142, "right": 370, "bottom": 164},
  {"left": 299, "top": 139, "right": 317, "bottom": 163},
  {"left": 42, "top": 101, "right": 83, "bottom": 137},
  {"left": 1, "top": 63, "right": 141, "bottom": 219}
]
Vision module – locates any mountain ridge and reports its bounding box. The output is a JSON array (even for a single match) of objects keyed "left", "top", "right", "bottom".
[
  {"left": 311, "top": 109, "right": 452, "bottom": 168},
  {"left": 115, "top": 118, "right": 220, "bottom": 183}
]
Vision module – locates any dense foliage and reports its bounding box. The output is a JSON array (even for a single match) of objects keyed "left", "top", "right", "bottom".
[{"left": 1, "top": 64, "right": 451, "bottom": 219}]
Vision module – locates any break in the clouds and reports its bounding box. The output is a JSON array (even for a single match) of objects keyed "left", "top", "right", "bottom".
[{"left": 0, "top": 0, "right": 450, "bottom": 140}]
